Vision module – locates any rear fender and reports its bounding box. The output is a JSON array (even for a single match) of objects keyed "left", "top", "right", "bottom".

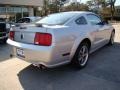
[{"left": 70, "top": 36, "right": 92, "bottom": 61}]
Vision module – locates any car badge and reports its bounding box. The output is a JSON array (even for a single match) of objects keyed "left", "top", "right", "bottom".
[
  {"left": 21, "top": 33, "right": 24, "bottom": 39},
  {"left": 20, "top": 27, "right": 27, "bottom": 29}
]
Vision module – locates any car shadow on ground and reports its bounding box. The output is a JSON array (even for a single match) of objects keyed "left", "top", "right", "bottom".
[
  {"left": 18, "top": 42, "right": 120, "bottom": 90},
  {"left": 0, "top": 43, "right": 11, "bottom": 62}
]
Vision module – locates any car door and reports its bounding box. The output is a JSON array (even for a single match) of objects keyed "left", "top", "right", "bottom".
[{"left": 86, "top": 14, "right": 107, "bottom": 49}]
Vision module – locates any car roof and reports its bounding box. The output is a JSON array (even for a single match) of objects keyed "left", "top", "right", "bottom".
[{"left": 58, "top": 11, "right": 94, "bottom": 15}]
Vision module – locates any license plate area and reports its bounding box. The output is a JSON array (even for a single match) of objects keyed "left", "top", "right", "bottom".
[{"left": 16, "top": 48, "right": 25, "bottom": 58}]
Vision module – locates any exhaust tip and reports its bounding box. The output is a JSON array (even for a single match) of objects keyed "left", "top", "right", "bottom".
[
  {"left": 40, "top": 64, "right": 47, "bottom": 69},
  {"left": 33, "top": 64, "right": 47, "bottom": 69},
  {"left": 10, "top": 54, "right": 13, "bottom": 58}
]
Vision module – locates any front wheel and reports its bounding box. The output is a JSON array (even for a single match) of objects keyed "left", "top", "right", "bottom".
[
  {"left": 108, "top": 31, "right": 115, "bottom": 45},
  {"left": 72, "top": 42, "right": 89, "bottom": 68}
]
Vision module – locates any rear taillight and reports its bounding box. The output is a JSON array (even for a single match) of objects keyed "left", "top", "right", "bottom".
[
  {"left": 9, "top": 31, "right": 14, "bottom": 40},
  {"left": 34, "top": 33, "right": 52, "bottom": 46}
]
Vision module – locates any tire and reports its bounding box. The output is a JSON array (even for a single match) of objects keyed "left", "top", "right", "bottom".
[
  {"left": 72, "top": 42, "right": 89, "bottom": 69},
  {"left": 108, "top": 31, "right": 115, "bottom": 45}
]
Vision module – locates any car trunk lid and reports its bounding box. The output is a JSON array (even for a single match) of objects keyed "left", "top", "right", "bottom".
[{"left": 13, "top": 23, "right": 47, "bottom": 44}]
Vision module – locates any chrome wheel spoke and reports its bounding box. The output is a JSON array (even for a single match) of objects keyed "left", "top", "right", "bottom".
[
  {"left": 78, "top": 56, "right": 83, "bottom": 61},
  {"left": 78, "top": 45, "right": 89, "bottom": 66},
  {"left": 82, "top": 47, "right": 86, "bottom": 53},
  {"left": 83, "top": 53, "right": 88, "bottom": 57}
]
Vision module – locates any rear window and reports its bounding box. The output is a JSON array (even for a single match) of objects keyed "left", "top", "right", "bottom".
[{"left": 36, "top": 13, "right": 76, "bottom": 25}]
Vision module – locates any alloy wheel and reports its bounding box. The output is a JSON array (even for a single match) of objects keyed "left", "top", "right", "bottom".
[{"left": 78, "top": 45, "right": 89, "bottom": 66}]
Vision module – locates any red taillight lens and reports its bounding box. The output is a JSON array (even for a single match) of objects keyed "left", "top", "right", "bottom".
[
  {"left": 9, "top": 31, "right": 14, "bottom": 40},
  {"left": 34, "top": 33, "right": 52, "bottom": 46}
]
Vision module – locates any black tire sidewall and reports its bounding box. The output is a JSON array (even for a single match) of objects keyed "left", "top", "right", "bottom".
[
  {"left": 108, "top": 31, "right": 115, "bottom": 45},
  {"left": 72, "top": 42, "right": 89, "bottom": 68}
]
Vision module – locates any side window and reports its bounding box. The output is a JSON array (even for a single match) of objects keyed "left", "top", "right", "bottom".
[
  {"left": 87, "top": 14, "right": 102, "bottom": 25},
  {"left": 75, "top": 16, "right": 87, "bottom": 25}
]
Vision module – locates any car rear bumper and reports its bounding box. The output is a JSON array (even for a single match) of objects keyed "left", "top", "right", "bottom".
[{"left": 7, "top": 39, "right": 70, "bottom": 68}]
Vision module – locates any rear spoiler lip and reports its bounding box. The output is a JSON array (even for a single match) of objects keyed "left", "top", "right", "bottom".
[{"left": 14, "top": 23, "right": 35, "bottom": 27}]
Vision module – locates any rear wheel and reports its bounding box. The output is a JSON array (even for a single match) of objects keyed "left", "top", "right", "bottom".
[
  {"left": 108, "top": 31, "right": 115, "bottom": 45},
  {"left": 72, "top": 42, "right": 89, "bottom": 68}
]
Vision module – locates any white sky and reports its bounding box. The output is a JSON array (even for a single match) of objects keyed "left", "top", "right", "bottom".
[{"left": 80, "top": 0, "right": 120, "bottom": 6}]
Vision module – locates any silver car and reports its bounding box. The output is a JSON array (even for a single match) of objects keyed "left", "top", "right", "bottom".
[
  {"left": 16, "top": 16, "right": 41, "bottom": 23},
  {"left": 7, "top": 11, "right": 115, "bottom": 68}
]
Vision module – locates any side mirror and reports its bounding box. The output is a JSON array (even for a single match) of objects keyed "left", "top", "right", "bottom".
[
  {"left": 97, "top": 20, "right": 109, "bottom": 26},
  {"left": 97, "top": 22, "right": 104, "bottom": 25},
  {"left": 103, "top": 20, "right": 109, "bottom": 24}
]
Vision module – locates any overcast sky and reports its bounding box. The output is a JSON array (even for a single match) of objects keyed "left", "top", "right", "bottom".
[{"left": 80, "top": 0, "right": 120, "bottom": 6}]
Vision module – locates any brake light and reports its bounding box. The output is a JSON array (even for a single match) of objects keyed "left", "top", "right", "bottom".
[
  {"left": 9, "top": 31, "right": 14, "bottom": 40},
  {"left": 34, "top": 33, "right": 52, "bottom": 46}
]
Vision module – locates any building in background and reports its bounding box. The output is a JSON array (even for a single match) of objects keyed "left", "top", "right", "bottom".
[
  {"left": 115, "top": 6, "right": 120, "bottom": 19},
  {"left": 0, "top": 0, "right": 43, "bottom": 22}
]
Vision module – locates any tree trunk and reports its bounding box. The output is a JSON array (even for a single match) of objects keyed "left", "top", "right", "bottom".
[{"left": 110, "top": 0, "right": 116, "bottom": 20}]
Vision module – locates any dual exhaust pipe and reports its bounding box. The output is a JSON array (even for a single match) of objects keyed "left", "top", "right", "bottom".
[
  {"left": 33, "top": 64, "right": 47, "bottom": 69},
  {"left": 10, "top": 54, "right": 47, "bottom": 69}
]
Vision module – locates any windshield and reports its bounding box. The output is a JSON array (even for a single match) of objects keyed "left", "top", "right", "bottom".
[{"left": 36, "top": 13, "right": 76, "bottom": 25}]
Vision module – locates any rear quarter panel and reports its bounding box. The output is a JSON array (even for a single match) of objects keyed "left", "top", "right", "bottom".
[{"left": 47, "top": 23, "right": 94, "bottom": 63}]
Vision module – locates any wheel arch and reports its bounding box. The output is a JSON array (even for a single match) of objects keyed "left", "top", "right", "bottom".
[
  {"left": 70, "top": 37, "right": 92, "bottom": 61},
  {"left": 113, "top": 29, "right": 115, "bottom": 33},
  {"left": 80, "top": 38, "right": 91, "bottom": 50}
]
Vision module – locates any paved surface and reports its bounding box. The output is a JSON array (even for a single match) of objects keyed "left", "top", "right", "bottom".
[{"left": 0, "top": 24, "right": 120, "bottom": 90}]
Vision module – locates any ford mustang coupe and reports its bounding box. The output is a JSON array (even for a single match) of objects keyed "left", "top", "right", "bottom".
[{"left": 7, "top": 11, "right": 115, "bottom": 69}]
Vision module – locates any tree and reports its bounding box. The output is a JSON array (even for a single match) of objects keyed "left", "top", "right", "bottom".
[
  {"left": 107, "top": 0, "right": 116, "bottom": 20},
  {"left": 48, "top": 3, "right": 59, "bottom": 14},
  {"left": 41, "top": 0, "right": 67, "bottom": 16},
  {"left": 48, "top": 0, "right": 67, "bottom": 14},
  {"left": 100, "top": 7, "right": 111, "bottom": 18},
  {"left": 87, "top": 0, "right": 116, "bottom": 20},
  {"left": 63, "top": 2, "right": 89, "bottom": 11},
  {"left": 54, "top": 0, "right": 67, "bottom": 12},
  {"left": 87, "top": 1, "right": 93, "bottom": 9},
  {"left": 42, "top": 0, "right": 49, "bottom": 16},
  {"left": 87, "top": 0, "right": 107, "bottom": 13}
]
